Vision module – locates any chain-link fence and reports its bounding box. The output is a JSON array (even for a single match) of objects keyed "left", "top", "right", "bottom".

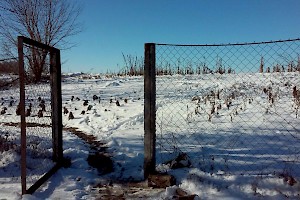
[
  {"left": 21, "top": 45, "right": 54, "bottom": 193},
  {"left": 144, "top": 39, "right": 300, "bottom": 181}
]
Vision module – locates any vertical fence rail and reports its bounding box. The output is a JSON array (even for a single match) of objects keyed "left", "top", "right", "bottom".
[
  {"left": 144, "top": 43, "right": 156, "bottom": 178},
  {"left": 18, "top": 36, "right": 27, "bottom": 195}
]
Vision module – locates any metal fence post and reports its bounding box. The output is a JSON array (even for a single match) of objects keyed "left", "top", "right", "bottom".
[
  {"left": 18, "top": 36, "right": 27, "bottom": 195},
  {"left": 50, "top": 49, "right": 63, "bottom": 162},
  {"left": 144, "top": 43, "right": 156, "bottom": 178}
]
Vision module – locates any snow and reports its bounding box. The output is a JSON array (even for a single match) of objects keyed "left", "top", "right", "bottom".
[{"left": 1, "top": 72, "right": 300, "bottom": 199}]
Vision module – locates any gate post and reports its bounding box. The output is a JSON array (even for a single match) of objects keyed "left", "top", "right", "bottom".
[
  {"left": 17, "top": 36, "right": 64, "bottom": 194},
  {"left": 50, "top": 49, "right": 63, "bottom": 162},
  {"left": 18, "top": 36, "right": 27, "bottom": 195},
  {"left": 144, "top": 43, "right": 156, "bottom": 178}
]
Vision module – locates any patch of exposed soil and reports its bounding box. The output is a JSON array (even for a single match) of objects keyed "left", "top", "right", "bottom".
[
  {"left": 91, "top": 181, "right": 165, "bottom": 200},
  {"left": 64, "top": 127, "right": 113, "bottom": 175},
  {"left": 2, "top": 122, "right": 51, "bottom": 127},
  {"left": 63, "top": 127, "right": 107, "bottom": 151}
]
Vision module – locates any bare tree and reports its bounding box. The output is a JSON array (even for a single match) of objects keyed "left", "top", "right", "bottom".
[{"left": 0, "top": 0, "right": 82, "bottom": 83}]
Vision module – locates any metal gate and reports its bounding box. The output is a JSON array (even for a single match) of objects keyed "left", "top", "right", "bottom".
[{"left": 18, "top": 36, "right": 63, "bottom": 194}]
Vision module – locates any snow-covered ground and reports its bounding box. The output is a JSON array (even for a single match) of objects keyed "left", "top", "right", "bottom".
[{"left": 1, "top": 72, "right": 300, "bottom": 199}]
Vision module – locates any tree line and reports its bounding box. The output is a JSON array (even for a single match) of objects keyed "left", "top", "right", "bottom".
[
  {"left": 118, "top": 54, "right": 300, "bottom": 77},
  {"left": 0, "top": 61, "right": 18, "bottom": 74}
]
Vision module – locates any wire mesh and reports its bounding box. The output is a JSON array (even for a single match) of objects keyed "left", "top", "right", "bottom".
[
  {"left": 0, "top": 56, "right": 21, "bottom": 187},
  {"left": 155, "top": 39, "right": 300, "bottom": 179},
  {"left": 21, "top": 44, "right": 55, "bottom": 191}
]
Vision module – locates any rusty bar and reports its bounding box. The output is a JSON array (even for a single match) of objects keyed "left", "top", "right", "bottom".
[
  {"left": 18, "top": 36, "right": 27, "bottom": 194},
  {"left": 20, "top": 36, "right": 58, "bottom": 51},
  {"left": 144, "top": 43, "right": 156, "bottom": 178},
  {"left": 26, "top": 163, "right": 61, "bottom": 194}
]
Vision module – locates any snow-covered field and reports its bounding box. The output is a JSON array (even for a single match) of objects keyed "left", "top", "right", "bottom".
[{"left": 1, "top": 72, "right": 300, "bottom": 199}]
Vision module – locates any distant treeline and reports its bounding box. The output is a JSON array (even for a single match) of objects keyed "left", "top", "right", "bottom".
[
  {"left": 116, "top": 54, "right": 300, "bottom": 76},
  {"left": 117, "top": 54, "right": 234, "bottom": 76},
  {"left": 0, "top": 61, "right": 18, "bottom": 74}
]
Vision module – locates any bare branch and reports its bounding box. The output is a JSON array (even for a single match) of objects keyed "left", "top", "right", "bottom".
[{"left": 0, "top": 0, "right": 83, "bottom": 82}]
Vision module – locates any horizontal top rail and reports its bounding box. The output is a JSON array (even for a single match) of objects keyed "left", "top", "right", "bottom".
[
  {"left": 0, "top": 57, "right": 18, "bottom": 62},
  {"left": 154, "top": 38, "right": 300, "bottom": 47},
  {"left": 18, "top": 36, "right": 59, "bottom": 52}
]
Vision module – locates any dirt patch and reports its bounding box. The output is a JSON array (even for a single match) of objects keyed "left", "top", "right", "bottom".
[
  {"left": 92, "top": 182, "right": 198, "bottom": 199},
  {"left": 2, "top": 122, "right": 51, "bottom": 128},
  {"left": 64, "top": 127, "right": 107, "bottom": 152},
  {"left": 87, "top": 153, "right": 113, "bottom": 175},
  {"left": 64, "top": 127, "right": 113, "bottom": 174},
  {"left": 92, "top": 181, "right": 165, "bottom": 200}
]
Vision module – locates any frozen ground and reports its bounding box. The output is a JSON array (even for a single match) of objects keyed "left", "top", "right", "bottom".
[{"left": 0, "top": 72, "right": 300, "bottom": 199}]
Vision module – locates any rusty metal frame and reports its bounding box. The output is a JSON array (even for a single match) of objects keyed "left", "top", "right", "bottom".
[{"left": 18, "top": 36, "right": 63, "bottom": 194}]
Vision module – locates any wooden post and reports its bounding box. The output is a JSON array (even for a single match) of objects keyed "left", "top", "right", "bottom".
[
  {"left": 18, "top": 36, "right": 27, "bottom": 194},
  {"left": 50, "top": 49, "right": 63, "bottom": 162},
  {"left": 144, "top": 43, "right": 156, "bottom": 178}
]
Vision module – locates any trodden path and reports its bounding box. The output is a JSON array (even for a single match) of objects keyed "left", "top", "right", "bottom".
[{"left": 65, "top": 127, "right": 166, "bottom": 199}]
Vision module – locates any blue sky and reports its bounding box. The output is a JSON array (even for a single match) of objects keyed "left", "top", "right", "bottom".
[{"left": 61, "top": 0, "right": 300, "bottom": 73}]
